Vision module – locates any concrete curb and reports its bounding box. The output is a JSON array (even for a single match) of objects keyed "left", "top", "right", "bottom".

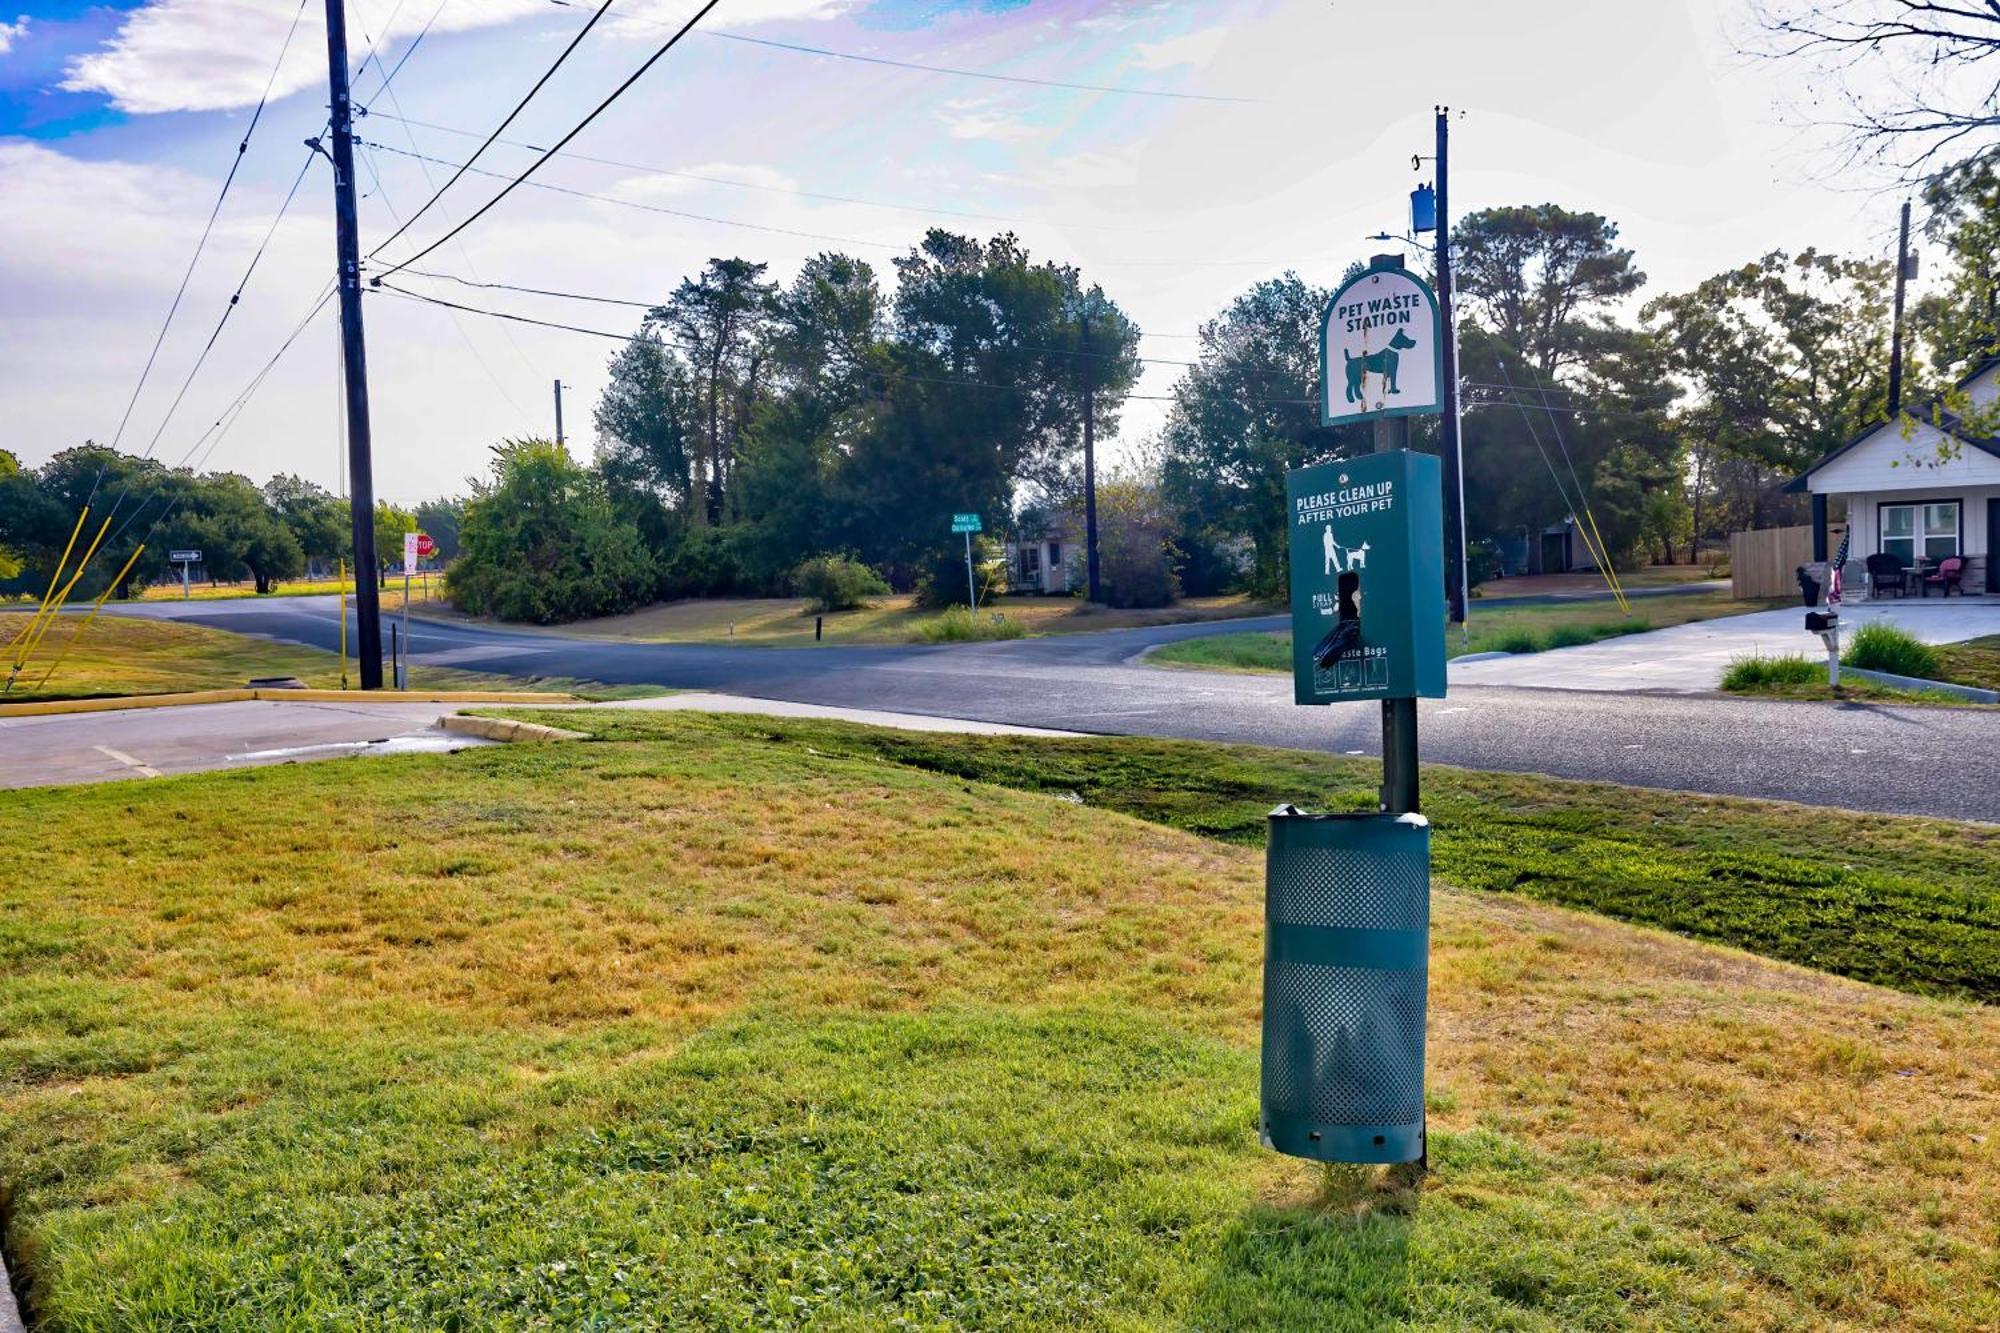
[
  {"left": 1843, "top": 666, "right": 2000, "bottom": 702},
  {"left": 0, "top": 688, "right": 580, "bottom": 720},
  {"left": 0, "top": 1247, "right": 23, "bottom": 1333},
  {"left": 438, "top": 715, "right": 588, "bottom": 744}
]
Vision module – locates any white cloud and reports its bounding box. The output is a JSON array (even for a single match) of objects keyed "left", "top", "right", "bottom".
[
  {"left": 937, "top": 98, "right": 1038, "bottom": 143},
  {"left": 0, "top": 15, "right": 26, "bottom": 55},
  {"left": 61, "top": 0, "right": 848, "bottom": 116},
  {"left": 1129, "top": 25, "right": 1229, "bottom": 70}
]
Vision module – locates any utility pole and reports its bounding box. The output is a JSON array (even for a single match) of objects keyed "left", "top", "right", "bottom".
[
  {"left": 324, "top": 0, "right": 382, "bottom": 689},
  {"left": 1888, "top": 198, "right": 1912, "bottom": 417},
  {"left": 1081, "top": 313, "right": 1101, "bottom": 603},
  {"left": 553, "top": 378, "right": 566, "bottom": 446},
  {"left": 1434, "top": 106, "right": 1468, "bottom": 629}
]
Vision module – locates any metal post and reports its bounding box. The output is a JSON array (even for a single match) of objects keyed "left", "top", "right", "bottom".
[
  {"left": 1811, "top": 493, "right": 1829, "bottom": 563},
  {"left": 1373, "top": 415, "right": 1421, "bottom": 815},
  {"left": 402, "top": 565, "right": 411, "bottom": 688},
  {"left": 324, "top": 0, "right": 382, "bottom": 689},
  {"left": 554, "top": 378, "right": 566, "bottom": 446},
  {"left": 181, "top": 559, "right": 190, "bottom": 600},
  {"left": 1889, "top": 199, "right": 1911, "bottom": 418},
  {"left": 1082, "top": 314, "right": 1101, "bottom": 604},
  {"left": 965, "top": 530, "right": 977, "bottom": 609},
  {"left": 1435, "top": 107, "right": 1468, "bottom": 630}
]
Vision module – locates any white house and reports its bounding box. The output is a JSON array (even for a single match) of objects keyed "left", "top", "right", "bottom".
[
  {"left": 1790, "top": 354, "right": 1999, "bottom": 598},
  {"left": 1004, "top": 513, "right": 1084, "bottom": 595}
]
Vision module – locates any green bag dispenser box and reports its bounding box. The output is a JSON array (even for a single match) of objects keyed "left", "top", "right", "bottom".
[
  {"left": 1260, "top": 806, "right": 1430, "bottom": 1165},
  {"left": 1286, "top": 450, "right": 1447, "bottom": 705}
]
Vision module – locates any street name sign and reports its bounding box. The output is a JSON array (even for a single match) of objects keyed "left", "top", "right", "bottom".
[
  {"left": 1319, "top": 260, "right": 1443, "bottom": 426},
  {"left": 951, "top": 513, "right": 982, "bottom": 534},
  {"left": 169, "top": 550, "right": 201, "bottom": 563},
  {"left": 1285, "top": 450, "right": 1446, "bottom": 704}
]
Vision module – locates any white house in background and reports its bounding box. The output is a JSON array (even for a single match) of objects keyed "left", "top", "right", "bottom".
[
  {"left": 1790, "top": 353, "right": 2000, "bottom": 598},
  {"left": 1004, "top": 513, "right": 1083, "bottom": 595}
]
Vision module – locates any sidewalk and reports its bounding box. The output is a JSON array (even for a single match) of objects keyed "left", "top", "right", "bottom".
[{"left": 1448, "top": 600, "right": 1997, "bottom": 693}]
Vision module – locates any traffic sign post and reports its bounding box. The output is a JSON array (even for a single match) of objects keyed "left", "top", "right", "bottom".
[
  {"left": 169, "top": 549, "right": 202, "bottom": 601},
  {"left": 398, "top": 532, "right": 419, "bottom": 690},
  {"left": 1261, "top": 254, "right": 1449, "bottom": 1171},
  {"left": 952, "top": 513, "right": 982, "bottom": 608}
]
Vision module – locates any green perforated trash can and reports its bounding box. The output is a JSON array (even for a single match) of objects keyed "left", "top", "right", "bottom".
[{"left": 1260, "top": 805, "right": 1430, "bottom": 1164}]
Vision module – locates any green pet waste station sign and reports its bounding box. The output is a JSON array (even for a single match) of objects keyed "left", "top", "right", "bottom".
[
  {"left": 1260, "top": 255, "right": 1449, "bottom": 1170},
  {"left": 1285, "top": 450, "right": 1447, "bottom": 705}
]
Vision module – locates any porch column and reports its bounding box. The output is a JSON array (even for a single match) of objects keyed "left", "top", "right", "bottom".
[{"left": 1811, "top": 493, "right": 1828, "bottom": 563}]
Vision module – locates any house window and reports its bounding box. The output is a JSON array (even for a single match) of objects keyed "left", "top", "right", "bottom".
[
  {"left": 1047, "top": 542, "right": 1062, "bottom": 573},
  {"left": 1881, "top": 502, "right": 1959, "bottom": 564},
  {"left": 1018, "top": 544, "right": 1041, "bottom": 584}
]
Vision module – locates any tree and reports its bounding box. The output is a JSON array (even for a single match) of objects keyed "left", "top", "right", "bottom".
[
  {"left": 1750, "top": 1, "right": 2000, "bottom": 179},
  {"left": 263, "top": 474, "right": 347, "bottom": 570},
  {"left": 1093, "top": 476, "right": 1180, "bottom": 608},
  {"left": 413, "top": 497, "right": 465, "bottom": 564},
  {"left": 447, "top": 440, "right": 655, "bottom": 624},
  {"left": 373, "top": 501, "right": 416, "bottom": 583},
  {"left": 653, "top": 258, "right": 777, "bottom": 524},
  {"left": 1452, "top": 204, "right": 1645, "bottom": 380},
  {"left": 174, "top": 473, "right": 304, "bottom": 595},
  {"left": 1644, "top": 249, "right": 1893, "bottom": 538},
  {"left": 1914, "top": 156, "right": 2000, "bottom": 387},
  {"left": 1157, "top": 273, "right": 1351, "bottom": 595},
  {"left": 595, "top": 329, "right": 702, "bottom": 548}
]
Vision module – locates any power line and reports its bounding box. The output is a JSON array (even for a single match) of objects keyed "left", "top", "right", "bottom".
[
  {"left": 95, "top": 0, "right": 311, "bottom": 490},
  {"left": 361, "top": 139, "right": 1322, "bottom": 269},
  {"left": 366, "top": 0, "right": 615, "bottom": 262},
  {"left": 560, "top": 1, "right": 1260, "bottom": 105},
  {"left": 356, "top": 108, "right": 1169, "bottom": 237},
  {"left": 373, "top": 280, "right": 1314, "bottom": 407},
  {"left": 375, "top": 0, "right": 723, "bottom": 280}
]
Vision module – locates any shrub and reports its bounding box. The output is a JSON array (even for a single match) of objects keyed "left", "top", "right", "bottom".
[
  {"left": 792, "top": 555, "right": 889, "bottom": 613},
  {"left": 1843, "top": 622, "right": 1942, "bottom": 680},
  {"left": 447, "top": 441, "right": 656, "bottom": 624},
  {"left": 1721, "top": 653, "right": 1822, "bottom": 690},
  {"left": 1545, "top": 625, "right": 1597, "bottom": 649},
  {"left": 1465, "top": 540, "right": 1502, "bottom": 591},
  {"left": 1489, "top": 629, "right": 1544, "bottom": 655},
  {"left": 1095, "top": 479, "right": 1181, "bottom": 609},
  {"left": 913, "top": 540, "right": 1006, "bottom": 609},
  {"left": 914, "top": 607, "right": 1028, "bottom": 642},
  {"left": 657, "top": 525, "right": 759, "bottom": 599}
]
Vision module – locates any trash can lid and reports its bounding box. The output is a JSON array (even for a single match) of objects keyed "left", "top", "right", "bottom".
[{"left": 1267, "top": 803, "right": 1429, "bottom": 829}]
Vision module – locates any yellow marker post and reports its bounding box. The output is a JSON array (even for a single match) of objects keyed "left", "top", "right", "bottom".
[
  {"left": 339, "top": 559, "right": 350, "bottom": 691},
  {"left": 34, "top": 543, "right": 145, "bottom": 691},
  {"left": 7, "top": 514, "right": 112, "bottom": 690},
  {"left": 5, "top": 506, "right": 88, "bottom": 658}
]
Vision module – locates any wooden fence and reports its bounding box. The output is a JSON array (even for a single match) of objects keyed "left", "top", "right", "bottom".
[{"left": 1730, "top": 524, "right": 1845, "bottom": 600}]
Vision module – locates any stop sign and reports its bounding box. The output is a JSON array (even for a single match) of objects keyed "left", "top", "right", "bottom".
[{"left": 415, "top": 533, "right": 436, "bottom": 559}]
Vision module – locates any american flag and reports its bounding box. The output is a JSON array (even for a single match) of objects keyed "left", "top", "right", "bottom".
[{"left": 1828, "top": 528, "right": 1850, "bottom": 605}]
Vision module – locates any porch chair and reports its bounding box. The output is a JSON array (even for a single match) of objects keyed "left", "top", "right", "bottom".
[
  {"left": 1864, "top": 552, "right": 1909, "bottom": 598},
  {"left": 1920, "top": 556, "right": 1966, "bottom": 597}
]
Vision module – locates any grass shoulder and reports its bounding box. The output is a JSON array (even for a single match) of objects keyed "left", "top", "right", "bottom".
[{"left": 1, "top": 713, "right": 1994, "bottom": 1327}]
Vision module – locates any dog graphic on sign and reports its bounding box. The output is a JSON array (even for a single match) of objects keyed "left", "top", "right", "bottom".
[{"left": 1343, "top": 328, "right": 1418, "bottom": 404}]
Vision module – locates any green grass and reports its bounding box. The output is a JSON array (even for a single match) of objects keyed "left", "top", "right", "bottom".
[
  {"left": 523, "top": 711, "right": 2000, "bottom": 1003},
  {"left": 912, "top": 605, "right": 1030, "bottom": 642},
  {"left": 3, "top": 715, "right": 1997, "bottom": 1328},
  {"left": 1935, "top": 634, "right": 2000, "bottom": 691},
  {"left": 1844, "top": 622, "right": 1945, "bottom": 680},
  {"left": 0, "top": 611, "right": 657, "bottom": 704},
  {"left": 1721, "top": 653, "right": 1823, "bottom": 691},
  {"left": 1151, "top": 591, "right": 1781, "bottom": 674}
]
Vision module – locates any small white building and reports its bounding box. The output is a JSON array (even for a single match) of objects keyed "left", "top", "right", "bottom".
[
  {"left": 1004, "top": 514, "right": 1084, "bottom": 595},
  {"left": 1791, "top": 354, "right": 1999, "bottom": 598}
]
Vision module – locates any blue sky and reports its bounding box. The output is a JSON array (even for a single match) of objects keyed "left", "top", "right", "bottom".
[{"left": 0, "top": 0, "right": 1921, "bottom": 500}]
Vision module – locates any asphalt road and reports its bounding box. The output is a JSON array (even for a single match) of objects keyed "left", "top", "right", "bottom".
[{"left": 95, "top": 597, "right": 2000, "bottom": 822}]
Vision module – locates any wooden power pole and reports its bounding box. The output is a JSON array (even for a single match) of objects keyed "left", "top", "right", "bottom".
[{"left": 324, "top": 0, "right": 382, "bottom": 688}]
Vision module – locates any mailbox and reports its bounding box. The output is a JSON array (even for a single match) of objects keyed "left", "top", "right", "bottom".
[{"left": 1286, "top": 450, "right": 1447, "bottom": 705}]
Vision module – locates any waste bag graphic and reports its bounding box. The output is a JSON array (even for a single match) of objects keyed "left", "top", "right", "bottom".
[{"left": 1260, "top": 806, "right": 1430, "bottom": 1164}]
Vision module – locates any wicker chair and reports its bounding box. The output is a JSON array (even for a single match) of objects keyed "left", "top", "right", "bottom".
[
  {"left": 1920, "top": 556, "right": 1966, "bottom": 597},
  {"left": 1864, "top": 552, "right": 1909, "bottom": 598}
]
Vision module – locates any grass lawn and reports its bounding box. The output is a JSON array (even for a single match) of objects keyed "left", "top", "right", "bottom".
[
  {"left": 1936, "top": 634, "right": 2000, "bottom": 691},
  {"left": 1721, "top": 635, "right": 2000, "bottom": 707},
  {"left": 1151, "top": 591, "right": 1789, "bottom": 674},
  {"left": 0, "top": 612, "right": 649, "bottom": 704},
  {"left": 1, "top": 715, "right": 1995, "bottom": 1329},
  {"left": 430, "top": 592, "right": 1279, "bottom": 646},
  {"left": 131, "top": 575, "right": 448, "bottom": 604}
]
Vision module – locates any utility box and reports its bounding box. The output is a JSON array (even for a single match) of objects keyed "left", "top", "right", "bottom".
[
  {"left": 1286, "top": 450, "right": 1448, "bottom": 705},
  {"left": 1260, "top": 806, "right": 1430, "bottom": 1165}
]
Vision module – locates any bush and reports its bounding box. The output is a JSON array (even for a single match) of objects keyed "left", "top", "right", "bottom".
[
  {"left": 1489, "top": 630, "right": 1544, "bottom": 655},
  {"left": 914, "top": 607, "right": 1028, "bottom": 642},
  {"left": 1465, "top": 540, "right": 1502, "bottom": 592},
  {"left": 657, "top": 525, "right": 759, "bottom": 600},
  {"left": 1721, "top": 654, "right": 1823, "bottom": 690},
  {"left": 792, "top": 555, "right": 889, "bottom": 612},
  {"left": 1843, "top": 622, "right": 1942, "bottom": 680},
  {"left": 447, "top": 441, "right": 656, "bottom": 624},
  {"left": 913, "top": 540, "right": 1006, "bottom": 609},
  {"left": 1095, "top": 480, "right": 1180, "bottom": 609}
]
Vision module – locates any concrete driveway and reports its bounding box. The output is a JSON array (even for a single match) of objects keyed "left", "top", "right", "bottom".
[{"left": 1448, "top": 599, "right": 1999, "bottom": 693}]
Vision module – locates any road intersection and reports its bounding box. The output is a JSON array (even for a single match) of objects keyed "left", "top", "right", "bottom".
[{"left": 35, "top": 596, "right": 1993, "bottom": 822}]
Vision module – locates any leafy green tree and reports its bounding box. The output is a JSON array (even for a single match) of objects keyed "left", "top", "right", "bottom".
[
  {"left": 595, "top": 330, "right": 702, "bottom": 550},
  {"left": 1915, "top": 156, "right": 2000, "bottom": 393},
  {"left": 654, "top": 258, "right": 777, "bottom": 524},
  {"left": 1094, "top": 476, "right": 1180, "bottom": 609},
  {"left": 448, "top": 441, "right": 655, "bottom": 624},
  {"left": 171, "top": 474, "right": 304, "bottom": 594},
  {"left": 1453, "top": 204, "right": 1645, "bottom": 380},
  {"left": 1157, "top": 273, "right": 1350, "bottom": 595},
  {"left": 413, "top": 497, "right": 464, "bottom": 564},
  {"left": 263, "top": 474, "right": 348, "bottom": 570}
]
